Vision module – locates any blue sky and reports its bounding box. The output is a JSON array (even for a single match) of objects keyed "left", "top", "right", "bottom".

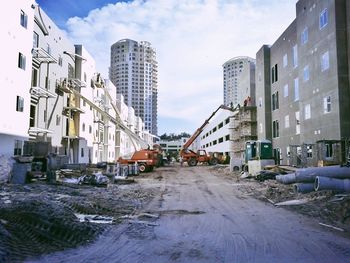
[
  {"left": 36, "top": 0, "right": 127, "bottom": 28},
  {"left": 35, "top": 0, "right": 297, "bottom": 136}
]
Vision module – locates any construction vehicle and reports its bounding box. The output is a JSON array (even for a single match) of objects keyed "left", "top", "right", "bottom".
[
  {"left": 180, "top": 104, "right": 232, "bottom": 166},
  {"left": 118, "top": 149, "right": 157, "bottom": 172}
]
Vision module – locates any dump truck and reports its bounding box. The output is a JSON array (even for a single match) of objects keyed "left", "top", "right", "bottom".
[{"left": 180, "top": 104, "right": 232, "bottom": 166}]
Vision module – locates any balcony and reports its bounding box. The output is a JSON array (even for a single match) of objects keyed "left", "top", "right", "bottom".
[
  {"left": 32, "top": 47, "right": 57, "bottom": 64},
  {"left": 30, "top": 86, "right": 57, "bottom": 98}
]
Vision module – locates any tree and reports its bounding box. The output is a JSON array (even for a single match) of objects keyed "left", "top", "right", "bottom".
[{"left": 159, "top": 132, "right": 191, "bottom": 141}]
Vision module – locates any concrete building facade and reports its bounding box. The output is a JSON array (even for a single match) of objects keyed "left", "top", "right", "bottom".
[
  {"left": 223, "top": 57, "right": 256, "bottom": 107},
  {"left": 256, "top": 0, "right": 350, "bottom": 166},
  {"left": 0, "top": 2, "right": 151, "bottom": 165},
  {"left": 0, "top": 0, "right": 35, "bottom": 156},
  {"left": 158, "top": 138, "right": 189, "bottom": 154},
  {"left": 199, "top": 108, "right": 233, "bottom": 155},
  {"left": 110, "top": 39, "right": 158, "bottom": 135}
]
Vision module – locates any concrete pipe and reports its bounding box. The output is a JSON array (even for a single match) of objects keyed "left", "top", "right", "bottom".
[
  {"left": 294, "top": 183, "right": 315, "bottom": 193},
  {"left": 315, "top": 176, "right": 350, "bottom": 192},
  {"left": 276, "top": 173, "right": 296, "bottom": 184},
  {"left": 277, "top": 166, "right": 350, "bottom": 184},
  {"left": 296, "top": 166, "right": 350, "bottom": 180}
]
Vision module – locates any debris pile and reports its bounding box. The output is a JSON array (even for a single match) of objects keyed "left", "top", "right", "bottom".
[
  {"left": 0, "top": 179, "right": 157, "bottom": 262},
  {"left": 212, "top": 165, "right": 350, "bottom": 234}
]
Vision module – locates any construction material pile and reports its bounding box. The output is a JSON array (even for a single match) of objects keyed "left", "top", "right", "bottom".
[{"left": 276, "top": 165, "right": 350, "bottom": 193}]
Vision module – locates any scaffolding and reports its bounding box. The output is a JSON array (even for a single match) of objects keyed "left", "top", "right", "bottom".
[{"left": 230, "top": 106, "right": 257, "bottom": 160}]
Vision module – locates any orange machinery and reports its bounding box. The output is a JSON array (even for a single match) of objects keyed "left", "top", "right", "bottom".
[{"left": 180, "top": 104, "right": 232, "bottom": 166}]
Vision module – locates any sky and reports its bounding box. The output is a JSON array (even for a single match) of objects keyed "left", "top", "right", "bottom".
[{"left": 36, "top": 0, "right": 298, "bottom": 136}]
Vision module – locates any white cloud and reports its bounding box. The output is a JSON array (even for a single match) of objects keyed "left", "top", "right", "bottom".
[{"left": 65, "top": 0, "right": 297, "bottom": 134}]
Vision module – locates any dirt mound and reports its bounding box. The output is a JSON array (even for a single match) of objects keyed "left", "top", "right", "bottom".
[{"left": 0, "top": 200, "right": 103, "bottom": 262}]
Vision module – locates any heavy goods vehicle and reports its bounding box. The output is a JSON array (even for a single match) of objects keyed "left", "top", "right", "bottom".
[{"left": 180, "top": 104, "right": 232, "bottom": 166}]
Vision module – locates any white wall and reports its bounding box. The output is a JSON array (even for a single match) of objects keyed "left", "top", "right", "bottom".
[
  {"left": 199, "top": 109, "right": 233, "bottom": 154},
  {"left": 0, "top": 0, "right": 34, "bottom": 144}
]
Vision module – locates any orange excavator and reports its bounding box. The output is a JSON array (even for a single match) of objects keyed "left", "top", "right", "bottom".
[{"left": 180, "top": 104, "right": 232, "bottom": 166}]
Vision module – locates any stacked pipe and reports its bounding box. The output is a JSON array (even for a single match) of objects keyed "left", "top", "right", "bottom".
[{"left": 275, "top": 165, "right": 350, "bottom": 193}]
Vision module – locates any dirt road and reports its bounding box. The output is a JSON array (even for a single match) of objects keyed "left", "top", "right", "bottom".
[{"left": 29, "top": 165, "right": 350, "bottom": 263}]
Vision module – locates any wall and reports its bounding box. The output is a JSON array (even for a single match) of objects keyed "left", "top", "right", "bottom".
[
  {"left": 0, "top": 0, "right": 35, "bottom": 155},
  {"left": 199, "top": 109, "right": 233, "bottom": 154}
]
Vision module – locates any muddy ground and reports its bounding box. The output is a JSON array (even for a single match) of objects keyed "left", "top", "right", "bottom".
[{"left": 0, "top": 164, "right": 350, "bottom": 262}]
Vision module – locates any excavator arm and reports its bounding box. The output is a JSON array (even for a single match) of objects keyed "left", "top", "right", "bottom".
[{"left": 182, "top": 104, "right": 232, "bottom": 151}]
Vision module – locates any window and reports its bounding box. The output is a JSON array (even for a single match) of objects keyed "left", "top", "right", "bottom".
[
  {"left": 225, "top": 134, "right": 230, "bottom": 141},
  {"left": 219, "top": 137, "right": 224, "bottom": 143},
  {"left": 307, "top": 145, "right": 313, "bottom": 158},
  {"left": 283, "top": 84, "right": 288, "bottom": 98},
  {"left": 323, "top": 96, "right": 331, "bottom": 113},
  {"left": 225, "top": 118, "right": 230, "bottom": 125},
  {"left": 271, "top": 64, "right": 278, "bottom": 83},
  {"left": 283, "top": 54, "right": 288, "bottom": 68},
  {"left": 285, "top": 115, "right": 290, "bottom": 128},
  {"left": 14, "top": 140, "right": 23, "bottom": 156},
  {"left": 294, "top": 78, "right": 299, "bottom": 101},
  {"left": 320, "top": 8, "right": 328, "bottom": 29},
  {"left": 30, "top": 105, "right": 35, "bottom": 127},
  {"left": 58, "top": 56, "right": 63, "bottom": 66},
  {"left": 68, "top": 63, "right": 74, "bottom": 78},
  {"left": 32, "top": 68, "right": 38, "bottom": 87},
  {"left": 56, "top": 115, "right": 61, "bottom": 126},
  {"left": 301, "top": 27, "right": 308, "bottom": 44},
  {"left": 18, "top": 53, "right": 26, "bottom": 70},
  {"left": 82, "top": 123, "right": 85, "bottom": 132},
  {"left": 46, "top": 43, "right": 51, "bottom": 55},
  {"left": 272, "top": 91, "right": 279, "bottom": 110},
  {"left": 293, "top": 45, "right": 298, "bottom": 68},
  {"left": 305, "top": 104, "right": 311, "bottom": 120},
  {"left": 325, "top": 142, "right": 333, "bottom": 158},
  {"left": 321, "top": 51, "right": 329, "bottom": 71},
  {"left": 303, "top": 65, "right": 310, "bottom": 82},
  {"left": 295, "top": 111, "right": 300, "bottom": 134},
  {"left": 20, "top": 10, "right": 28, "bottom": 28},
  {"left": 218, "top": 122, "right": 223, "bottom": 129},
  {"left": 16, "top": 96, "right": 24, "bottom": 112},
  {"left": 33, "top": 32, "right": 39, "bottom": 48},
  {"left": 272, "top": 120, "right": 279, "bottom": 138},
  {"left": 81, "top": 148, "right": 84, "bottom": 157}
]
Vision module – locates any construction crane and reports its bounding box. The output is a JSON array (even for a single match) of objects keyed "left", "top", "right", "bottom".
[{"left": 180, "top": 104, "right": 232, "bottom": 166}]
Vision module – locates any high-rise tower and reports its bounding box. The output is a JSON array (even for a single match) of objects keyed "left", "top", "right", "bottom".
[
  {"left": 223, "top": 57, "right": 255, "bottom": 107},
  {"left": 110, "top": 39, "right": 158, "bottom": 135}
]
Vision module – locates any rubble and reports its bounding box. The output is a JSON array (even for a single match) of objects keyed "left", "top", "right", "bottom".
[
  {"left": 0, "top": 179, "right": 157, "bottom": 262},
  {"left": 211, "top": 165, "right": 350, "bottom": 234}
]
